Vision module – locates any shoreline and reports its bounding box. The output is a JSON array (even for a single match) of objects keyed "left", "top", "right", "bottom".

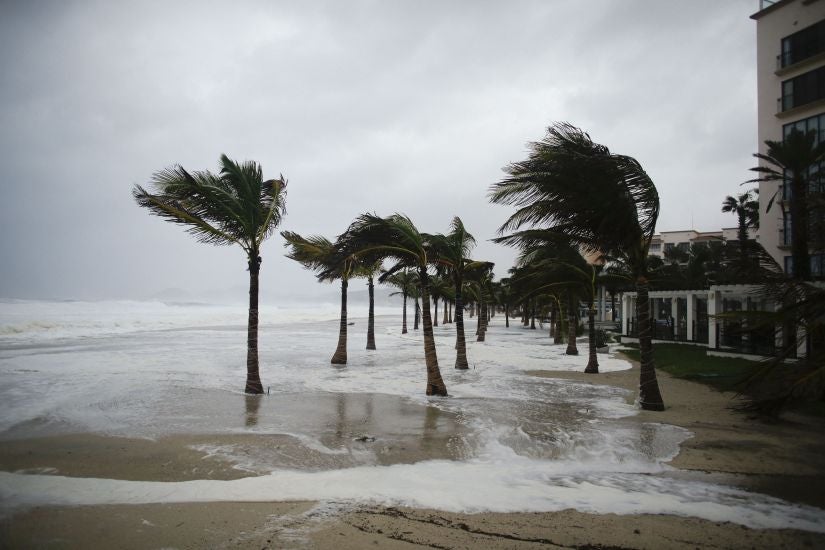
[{"left": 2, "top": 360, "right": 825, "bottom": 548}]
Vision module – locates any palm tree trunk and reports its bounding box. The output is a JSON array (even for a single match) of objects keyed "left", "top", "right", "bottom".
[
  {"left": 244, "top": 253, "right": 263, "bottom": 394},
  {"left": 637, "top": 277, "right": 665, "bottom": 410},
  {"left": 366, "top": 276, "right": 376, "bottom": 350},
  {"left": 554, "top": 300, "right": 565, "bottom": 344},
  {"left": 530, "top": 300, "right": 536, "bottom": 329},
  {"left": 737, "top": 211, "right": 749, "bottom": 268},
  {"left": 477, "top": 300, "right": 487, "bottom": 342},
  {"left": 331, "top": 279, "right": 348, "bottom": 364},
  {"left": 566, "top": 295, "right": 578, "bottom": 355},
  {"left": 433, "top": 296, "right": 439, "bottom": 327},
  {"left": 442, "top": 299, "right": 449, "bottom": 325},
  {"left": 448, "top": 301, "right": 453, "bottom": 324},
  {"left": 402, "top": 291, "right": 408, "bottom": 334},
  {"left": 454, "top": 278, "right": 469, "bottom": 369},
  {"left": 505, "top": 304, "right": 510, "bottom": 328},
  {"left": 420, "top": 269, "right": 448, "bottom": 395},
  {"left": 584, "top": 304, "right": 599, "bottom": 373},
  {"left": 790, "top": 175, "right": 811, "bottom": 280},
  {"left": 414, "top": 298, "right": 420, "bottom": 330}
]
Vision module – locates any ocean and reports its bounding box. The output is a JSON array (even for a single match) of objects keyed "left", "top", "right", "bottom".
[{"left": 0, "top": 298, "right": 823, "bottom": 531}]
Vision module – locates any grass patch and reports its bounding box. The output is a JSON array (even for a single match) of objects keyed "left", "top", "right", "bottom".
[{"left": 618, "top": 343, "right": 758, "bottom": 392}]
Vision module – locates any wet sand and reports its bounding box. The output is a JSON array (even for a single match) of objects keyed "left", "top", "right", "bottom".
[{"left": 2, "top": 361, "right": 825, "bottom": 549}]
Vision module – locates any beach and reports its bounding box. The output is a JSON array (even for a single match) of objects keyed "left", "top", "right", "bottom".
[{"left": 1, "top": 300, "right": 824, "bottom": 548}]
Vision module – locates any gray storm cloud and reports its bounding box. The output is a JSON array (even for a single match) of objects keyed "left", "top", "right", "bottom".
[{"left": 0, "top": 0, "right": 756, "bottom": 301}]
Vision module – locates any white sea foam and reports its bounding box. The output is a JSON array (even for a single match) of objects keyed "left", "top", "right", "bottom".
[{"left": 1, "top": 299, "right": 824, "bottom": 532}]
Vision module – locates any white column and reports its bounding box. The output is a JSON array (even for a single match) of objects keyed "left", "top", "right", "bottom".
[
  {"left": 670, "top": 297, "right": 679, "bottom": 339},
  {"left": 707, "top": 290, "right": 720, "bottom": 349},
  {"left": 598, "top": 286, "right": 606, "bottom": 322},
  {"left": 621, "top": 294, "right": 630, "bottom": 335},
  {"left": 797, "top": 325, "right": 807, "bottom": 359},
  {"left": 686, "top": 293, "right": 695, "bottom": 341}
]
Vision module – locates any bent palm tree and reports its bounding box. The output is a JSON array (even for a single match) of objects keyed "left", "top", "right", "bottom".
[
  {"left": 282, "top": 232, "right": 356, "bottom": 364},
  {"left": 133, "top": 155, "right": 287, "bottom": 394},
  {"left": 490, "top": 122, "right": 664, "bottom": 410},
  {"left": 498, "top": 230, "right": 599, "bottom": 371},
  {"left": 338, "top": 213, "right": 448, "bottom": 396},
  {"left": 429, "top": 217, "right": 490, "bottom": 369}
]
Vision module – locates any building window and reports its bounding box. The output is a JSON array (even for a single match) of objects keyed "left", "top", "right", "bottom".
[
  {"left": 650, "top": 243, "right": 661, "bottom": 251},
  {"left": 677, "top": 242, "right": 689, "bottom": 252},
  {"left": 783, "top": 113, "right": 825, "bottom": 143},
  {"left": 780, "top": 65, "right": 825, "bottom": 111},
  {"left": 813, "top": 254, "right": 825, "bottom": 278},
  {"left": 782, "top": 254, "right": 825, "bottom": 277},
  {"left": 664, "top": 243, "right": 675, "bottom": 253},
  {"left": 782, "top": 214, "right": 792, "bottom": 246},
  {"left": 780, "top": 19, "right": 825, "bottom": 68},
  {"left": 780, "top": 120, "right": 825, "bottom": 199}
]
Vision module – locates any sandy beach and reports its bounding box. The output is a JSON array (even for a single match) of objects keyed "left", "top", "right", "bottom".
[{"left": 2, "top": 356, "right": 824, "bottom": 549}]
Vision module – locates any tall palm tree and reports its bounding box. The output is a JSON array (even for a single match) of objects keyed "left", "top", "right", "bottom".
[
  {"left": 721, "top": 189, "right": 759, "bottom": 269},
  {"left": 133, "top": 155, "right": 287, "bottom": 395},
  {"left": 337, "top": 213, "right": 448, "bottom": 396},
  {"left": 490, "top": 122, "right": 665, "bottom": 410},
  {"left": 428, "top": 217, "right": 490, "bottom": 369},
  {"left": 383, "top": 269, "right": 416, "bottom": 334},
  {"left": 750, "top": 128, "right": 825, "bottom": 281},
  {"left": 465, "top": 266, "right": 494, "bottom": 342},
  {"left": 282, "top": 232, "right": 357, "bottom": 364},
  {"left": 356, "top": 260, "right": 383, "bottom": 350},
  {"left": 427, "top": 274, "right": 451, "bottom": 328}
]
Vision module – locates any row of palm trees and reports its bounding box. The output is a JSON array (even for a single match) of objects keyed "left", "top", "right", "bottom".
[
  {"left": 130, "top": 124, "right": 670, "bottom": 410},
  {"left": 131, "top": 121, "right": 824, "bottom": 414},
  {"left": 488, "top": 122, "right": 667, "bottom": 410}
]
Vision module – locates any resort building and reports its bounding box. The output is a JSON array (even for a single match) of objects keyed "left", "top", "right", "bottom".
[
  {"left": 648, "top": 228, "right": 755, "bottom": 259},
  {"left": 752, "top": 0, "right": 825, "bottom": 276},
  {"left": 613, "top": 2, "right": 825, "bottom": 361}
]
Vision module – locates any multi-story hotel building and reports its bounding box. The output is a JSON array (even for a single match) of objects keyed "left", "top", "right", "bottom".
[
  {"left": 752, "top": 0, "right": 825, "bottom": 276},
  {"left": 648, "top": 228, "right": 755, "bottom": 259}
]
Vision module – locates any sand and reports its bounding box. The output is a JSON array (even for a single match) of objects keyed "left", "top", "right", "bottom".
[{"left": 2, "top": 359, "right": 825, "bottom": 549}]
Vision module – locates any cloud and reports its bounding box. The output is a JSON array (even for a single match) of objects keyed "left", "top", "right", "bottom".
[{"left": 0, "top": 0, "right": 758, "bottom": 300}]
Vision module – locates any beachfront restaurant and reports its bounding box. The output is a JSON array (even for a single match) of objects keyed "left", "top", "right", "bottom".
[{"left": 619, "top": 285, "right": 794, "bottom": 359}]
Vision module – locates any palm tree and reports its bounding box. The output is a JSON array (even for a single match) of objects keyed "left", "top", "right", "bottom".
[
  {"left": 750, "top": 128, "right": 825, "bottom": 281},
  {"left": 490, "top": 122, "right": 665, "bottom": 410},
  {"left": 356, "top": 260, "right": 383, "bottom": 350},
  {"left": 428, "top": 217, "right": 490, "bottom": 369},
  {"left": 494, "top": 278, "right": 514, "bottom": 328},
  {"left": 133, "top": 155, "right": 287, "bottom": 395},
  {"left": 282, "top": 232, "right": 357, "bottom": 364},
  {"left": 383, "top": 269, "right": 415, "bottom": 334},
  {"left": 721, "top": 189, "right": 759, "bottom": 269},
  {"left": 427, "top": 274, "right": 451, "bottom": 328},
  {"left": 465, "top": 266, "right": 494, "bottom": 342},
  {"left": 497, "top": 229, "right": 600, "bottom": 371},
  {"left": 337, "top": 213, "right": 448, "bottom": 396}
]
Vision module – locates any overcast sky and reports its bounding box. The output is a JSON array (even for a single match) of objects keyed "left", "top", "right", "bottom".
[{"left": 0, "top": 0, "right": 759, "bottom": 302}]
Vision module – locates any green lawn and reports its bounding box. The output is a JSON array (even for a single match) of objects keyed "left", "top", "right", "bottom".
[{"left": 617, "top": 343, "right": 758, "bottom": 392}]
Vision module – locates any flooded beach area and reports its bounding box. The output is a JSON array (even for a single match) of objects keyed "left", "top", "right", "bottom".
[{"left": 1, "top": 299, "right": 824, "bottom": 548}]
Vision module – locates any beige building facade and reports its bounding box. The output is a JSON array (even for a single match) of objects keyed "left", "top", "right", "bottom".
[
  {"left": 753, "top": 0, "right": 825, "bottom": 275},
  {"left": 648, "top": 228, "right": 754, "bottom": 258}
]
